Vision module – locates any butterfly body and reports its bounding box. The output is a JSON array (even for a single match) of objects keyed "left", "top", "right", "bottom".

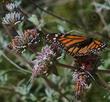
[{"left": 46, "top": 33, "right": 106, "bottom": 57}]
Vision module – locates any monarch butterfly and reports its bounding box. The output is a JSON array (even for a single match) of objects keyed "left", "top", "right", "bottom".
[{"left": 46, "top": 33, "right": 106, "bottom": 56}]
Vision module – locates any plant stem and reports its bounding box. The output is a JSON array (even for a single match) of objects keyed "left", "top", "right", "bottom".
[
  {"left": 1, "top": 51, "right": 31, "bottom": 74},
  {"left": 57, "top": 62, "right": 110, "bottom": 74},
  {"left": 30, "top": 0, "right": 79, "bottom": 26}
]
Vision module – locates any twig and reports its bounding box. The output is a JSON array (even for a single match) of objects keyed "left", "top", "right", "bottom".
[
  {"left": 57, "top": 62, "right": 110, "bottom": 74},
  {"left": 92, "top": 0, "right": 107, "bottom": 26},
  {"left": 18, "top": 7, "right": 29, "bottom": 17},
  {"left": 0, "top": 69, "right": 26, "bottom": 76},
  {"left": 6, "top": 48, "right": 33, "bottom": 70},
  {"left": 96, "top": 73, "right": 110, "bottom": 90},
  {"left": 0, "top": 86, "right": 23, "bottom": 96},
  {"left": 56, "top": 62, "right": 75, "bottom": 70},
  {"left": 97, "top": 69, "right": 110, "bottom": 73},
  {"left": 1, "top": 51, "right": 31, "bottom": 74},
  {"left": 30, "top": 0, "right": 78, "bottom": 26},
  {"left": 92, "top": 0, "right": 110, "bottom": 34}
]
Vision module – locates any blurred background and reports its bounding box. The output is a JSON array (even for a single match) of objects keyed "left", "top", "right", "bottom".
[{"left": 0, "top": 0, "right": 110, "bottom": 102}]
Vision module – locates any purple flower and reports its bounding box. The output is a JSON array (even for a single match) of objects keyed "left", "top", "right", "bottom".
[
  {"left": 2, "top": 12, "right": 24, "bottom": 25},
  {"left": 32, "top": 45, "right": 56, "bottom": 77},
  {"left": 72, "top": 70, "right": 89, "bottom": 97},
  {"left": 73, "top": 71, "right": 88, "bottom": 86},
  {"left": 6, "top": 2, "right": 20, "bottom": 11},
  {"left": 8, "top": 28, "right": 40, "bottom": 53}
]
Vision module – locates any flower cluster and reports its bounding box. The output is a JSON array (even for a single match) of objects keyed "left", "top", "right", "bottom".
[
  {"left": 8, "top": 29, "right": 40, "bottom": 53},
  {"left": 6, "top": 2, "right": 20, "bottom": 11},
  {"left": 73, "top": 70, "right": 89, "bottom": 98},
  {"left": 8, "top": 35, "right": 26, "bottom": 53},
  {"left": 32, "top": 45, "right": 56, "bottom": 77},
  {"left": 2, "top": 12, "right": 24, "bottom": 25},
  {"left": 2, "top": 2, "right": 24, "bottom": 25},
  {"left": 23, "top": 29, "right": 40, "bottom": 46}
]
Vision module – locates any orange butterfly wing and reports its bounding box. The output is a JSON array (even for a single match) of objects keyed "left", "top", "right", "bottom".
[{"left": 57, "top": 34, "right": 106, "bottom": 56}]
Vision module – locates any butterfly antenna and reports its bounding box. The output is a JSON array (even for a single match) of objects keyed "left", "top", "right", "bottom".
[
  {"left": 85, "top": 70, "right": 95, "bottom": 81},
  {"left": 81, "top": 68, "right": 96, "bottom": 82},
  {"left": 81, "top": 68, "right": 99, "bottom": 87}
]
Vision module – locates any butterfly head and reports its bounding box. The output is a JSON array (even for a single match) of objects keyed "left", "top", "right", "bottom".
[{"left": 46, "top": 33, "right": 60, "bottom": 44}]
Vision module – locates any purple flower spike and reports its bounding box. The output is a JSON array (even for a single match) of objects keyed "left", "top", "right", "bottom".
[{"left": 32, "top": 45, "right": 56, "bottom": 77}]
